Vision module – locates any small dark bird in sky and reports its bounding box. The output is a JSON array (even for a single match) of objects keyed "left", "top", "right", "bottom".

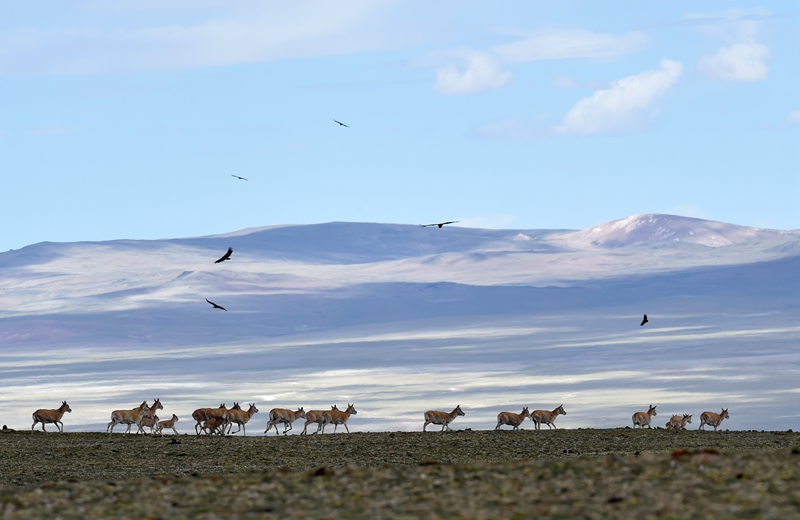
[
  {"left": 421, "top": 221, "right": 459, "bottom": 229},
  {"left": 231, "top": 174, "right": 248, "bottom": 181},
  {"left": 206, "top": 299, "right": 227, "bottom": 311},
  {"left": 640, "top": 314, "right": 648, "bottom": 326},
  {"left": 333, "top": 119, "right": 349, "bottom": 127},
  {"left": 215, "top": 247, "right": 233, "bottom": 264}
]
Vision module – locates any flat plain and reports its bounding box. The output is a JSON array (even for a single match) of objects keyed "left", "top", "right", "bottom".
[{"left": 1, "top": 428, "right": 799, "bottom": 518}]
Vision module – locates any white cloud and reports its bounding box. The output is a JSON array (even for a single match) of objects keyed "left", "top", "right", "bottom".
[
  {"left": 434, "top": 51, "right": 512, "bottom": 95},
  {"left": 494, "top": 29, "right": 649, "bottom": 62},
  {"left": 685, "top": 8, "right": 771, "bottom": 41},
  {"left": 0, "top": 2, "right": 419, "bottom": 75},
  {"left": 697, "top": 40, "right": 770, "bottom": 82},
  {"left": 557, "top": 59, "right": 683, "bottom": 135},
  {"left": 456, "top": 215, "right": 516, "bottom": 229},
  {"left": 787, "top": 111, "right": 800, "bottom": 127}
]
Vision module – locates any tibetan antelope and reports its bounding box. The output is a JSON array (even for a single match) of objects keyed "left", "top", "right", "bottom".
[
  {"left": 301, "top": 405, "right": 338, "bottom": 435},
  {"left": 226, "top": 403, "right": 259, "bottom": 436},
  {"left": 666, "top": 414, "right": 692, "bottom": 430},
  {"left": 107, "top": 400, "right": 150, "bottom": 435},
  {"left": 531, "top": 405, "right": 567, "bottom": 430},
  {"left": 495, "top": 407, "right": 530, "bottom": 430},
  {"left": 265, "top": 407, "right": 306, "bottom": 435},
  {"left": 192, "top": 403, "right": 227, "bottom": 435},
  {"left": 201, "top": 416, "right": 226, "bottom": 435},
  {"left": 699, "top": 408, "right": 729, "bottom": 431},
  {"left": 632, "top": 405, "right": 657, "bottom": 429},
  {"left": 135, "top": 399, "right": 164, "bottom": 434},
  {"left": 156, "top": 415, "right": 179, "bottom": 436},
  {"left": 322, "top": 404, "right": 357, "bottom": 434},
  {"left": 423, "top": 405, "right": 465, "bottom": 432},
  {"left": 31, "top": 401, "right": 72, "bottom": 434}
]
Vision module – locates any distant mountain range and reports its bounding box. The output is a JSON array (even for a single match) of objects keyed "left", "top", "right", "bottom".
[{"left": 1, "top": 214, "right": 799, "bottom": 433}]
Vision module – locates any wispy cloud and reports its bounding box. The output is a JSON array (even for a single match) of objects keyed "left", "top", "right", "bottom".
[
  {"left": 428, "top": 28, "right": 648, "bottom": 96},
  {"left": 557, "top": 59, "right": 683, "bottom": 135},
  {"left": 493, "top": 29, "right": 649, "bottom": 62},
  {"left": 685, "top": 8, "right": 771, "bottom": 41},
  {"left": 434, "top": 51, "right": 512, "bottom": 95},
  {"left": 788, "top": 111, "right": 800, "bottom": 127},
  {"left": 697, "top": 40, "right": 770, "bottom": 82}
]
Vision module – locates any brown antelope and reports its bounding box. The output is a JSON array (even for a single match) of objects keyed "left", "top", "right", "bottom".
[
  {"left": 155, "top": 414, "right": 179, "bottom": 436},
  {"left": 531, "top": 405, "right": 567, "bottom": 430},
  {"left": 31, "top": 401, "right": 72, "bottom": 434},
  {"left": 227, "top": 403, "right": 259, "bottom": 436},
  {"left": 632, "top": 405, "right": 657, "bottom": 429},
  {"left": 201, "top": 416, "right": 226, "bottom": 435},
  {"left": 135, "top": 399, "right": 164, "bottom": 434},
  {"left": 666, "top": 414, "right": 692, "bottom": 430},
  {"left": 137, "top": 414, "right": 159, "bottom": 435},
  {"left": 301, "top": 405, "right": 338, "bottom": 435},
  {"left": 699, "top": 408, "right": 729, "bottom": 431},
  {"left": 322, "top": 404, "right": 358, "bottom": 434},
  {"left": 223, "top": 402, "right": 242, "bottom": 433},
  {"left": 423, "top": 405, "right": 465, "bottom": 432},
  {"left": 107, "top": 400, "right": 150, "bottom": 435},
  {"left": 264, "top": 407, "right": 306, "bottom": 435},
  {"left": 192, "top": 403, "right": 226, "bottom": 435},
  {"left": 495, "top": 407, "right": 530, "bottom": 430}
]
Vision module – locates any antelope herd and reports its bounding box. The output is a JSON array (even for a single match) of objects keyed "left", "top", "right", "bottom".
[{"left": 26, "top": 399, "right": 734, "bottom": 435}]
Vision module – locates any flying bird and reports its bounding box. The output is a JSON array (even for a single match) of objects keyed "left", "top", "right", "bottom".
[
  {"left": 231, "top": 175, "right": 248, "bottom": 181},
  {"left": 206, "top": 299, "right": 227, "bottom": 311},
  {"left": 640, "top": 314, "right": 648, "bottom": 326},
  {"left": 215, "top": 247, "right": 233, "bottom": 264},
  {"left": 333, "top": 119, "right": 349, "bottom": 127},
  {"left": 421, "top": 221, "right": 459, "bottom": 229}
]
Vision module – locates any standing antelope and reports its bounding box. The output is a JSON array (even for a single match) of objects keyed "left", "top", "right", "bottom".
[
  {"left": 699, "top": 408, "right": 730, "bottom": 431},
  {"left": 265, "top": 407, "right": 306, "bottom": 435},
  {"left": 135, "top": 399, "right": 164, "bottom": 434},
  {"left": 495, "top": 407, "right": 530, "bottom": 430},
  {"left": 666, "top": 414, "right": 692, "bottom": 430},
  {"left": 530, "top": 405, "right": 567, "bottom": 430},
  {"left": 107, "top": 400, "right": 150, "bottom": 435},
  {"left": 423, "top": 405, "right": 465, "bottom": 432},
  {"left": 322, "top": 404, "right": 358, "bottom": 434},
  {"left": 31, "top": 401, "right": 72, "bottom": 434},
  {"left": 227, "top": 403, "right": 259, "bottom": 436},
  {"left": 301, "top": 405, "right": 338, "bottom": 435},
  {"left": 632, "top": 405, "right": 657, "bottom": 429},
  {"left": 192, "top": 404, "right": 227, "bottom": 435},
  {"left": 156, "top": 414, "right": 179, "bottom": 436}
]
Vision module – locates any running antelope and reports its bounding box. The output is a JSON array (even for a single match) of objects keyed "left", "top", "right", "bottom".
[
  {"left": 201, "top": 416, "right": 226, "bottom": 435},
  {"left": 632, "top": 405, "right": 657, "bottom": 429},
  {"left": 155, "top": 414, "right": 179, "bottom": 436},
  {"left": 301, "top": 405, "right": 338, "bottom": 435},
  {"left": 322, "top": 404, "right": 357, "bottom": 434},
  {"left": 666, "top": 414, "right": 692, "bottom": 430},
  {"left": 107, "top": 400, "right": 150, "bottom": 435},
  {"left": 135, "top": 399, "right": 164, "bottom": 434},
  {"left": 531, "top": 405, "right": 567, "bottom": 430},
  {"left": 192, "top": 403, "right": 227, "bottom": 435},
  {"left": 265, "top": 407, "right": 306, "bottom": 436},
  {"left": 423, "top": 405, "right": 465, "bottom": 432},
  {"left": 495, "top": 407, "right": 530, "bottom": 430},
  {"left": 31, "top": 401, "right": 72, "bottom": 434},
  {"left": 227, "top": 403, "right": 259, "bottom": 436},
  {"left": 699, "top": 408, "right": 729, "bottom": 431}
]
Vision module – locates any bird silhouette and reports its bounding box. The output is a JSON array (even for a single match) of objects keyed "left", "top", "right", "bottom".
[
  {"left": 333, "top": 119, "right": 349, "bottom": 127},
  {"left": 215, "top": 247, "right": 233, "bottom": 264},
  {"left": 231, "top": 175, "right": 248, "bottom": 181},
  {"left": 206, "top": 299, "right": 227, "bottom": 311},
  {"left": 640, "top": 314, "right": 648, "bottom": 326},
  {"left": 421, "top": 221, "right": 459, "bottom": 229}
]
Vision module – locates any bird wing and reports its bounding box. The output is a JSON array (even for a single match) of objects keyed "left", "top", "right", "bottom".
[
  {"left": 214, "top": 248, "right": 232, "bottom": 263},
  {"left": 440, "top": 221, "right": 458, "bottom": 226},
  {"left": 334, "top": 119, "right": 348, "bottom": 127}
]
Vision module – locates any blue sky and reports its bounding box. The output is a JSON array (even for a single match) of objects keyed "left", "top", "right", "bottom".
[{"left": 1, "top": 1, "right": 799, "bottom": 251}]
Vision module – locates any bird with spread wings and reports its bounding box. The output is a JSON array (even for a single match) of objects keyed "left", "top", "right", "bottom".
[
  {"left": 214, "top": 247, "right": 233, "bottom": 264},
  {"left": 421, "top": 221, "right": 459, "bottom": 229},
  {"left": 334, "top": 119, "right": 349, "bottom": 127},
  {"left": 231, "top": 174, "right": 248, "bottom": 181},
  {"left": 206, "top": 299, "right": 227, "bottom": 311}
]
